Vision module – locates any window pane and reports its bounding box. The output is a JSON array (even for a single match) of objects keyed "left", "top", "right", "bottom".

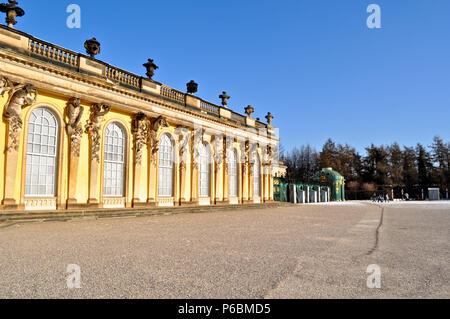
[
  {"left": 158, "top": 134, "right": 174, "bottom": 197},
  {"left": 254, "top": 155, "right": 260, "bottom": 197},
  {"left": 103, "top": 123, "right": 126, "bottom": 197},
  {"left": 199, "top": 144, "right": 210, "bottom": 198},
  {"left": 25, "top": 108, "right": 59, "bottom": 197},
  {"left": 229, "top": 150, "right": 238, "bottom": 197}
]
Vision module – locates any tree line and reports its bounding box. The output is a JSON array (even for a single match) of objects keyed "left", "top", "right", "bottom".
[{"left": 281, "top": 136, "right": 450, "bottom": 200}]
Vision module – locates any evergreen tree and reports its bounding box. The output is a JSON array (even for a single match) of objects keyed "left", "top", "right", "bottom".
[
  {"left": 430, "top": 136, "right": 449, "bottom": 191},
  {"left": 319, "top": 139, "right": 337, "bottom": 169},
  {"left": 388, "top": 143, "right": 404, "bottom": 187},
  {"left": 362, "top": 144, "right": 390, "bottom": 186},
  {"left": 402, "top": 146, "right": 418, "bottom": 192},
  {"left": 283, "top": 137, "right": 448, "bottom": 199},
  {"left": 416, "top": 143, "right": 434, "bottom": 193}
]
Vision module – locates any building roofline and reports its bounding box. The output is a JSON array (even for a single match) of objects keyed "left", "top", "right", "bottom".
[{"left": 0, "top": 24, "right": 274, "bottom": 133}]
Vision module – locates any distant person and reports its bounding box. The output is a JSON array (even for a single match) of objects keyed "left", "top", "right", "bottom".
[
  {"left": 405, "top": 193, "right": 410, "bottom": 201},
  {"left": 372, "top": 193, "right": 377, "bottom": 202},
  {"left": 385, "top": 194, "right": 390, "bottom": 203}
]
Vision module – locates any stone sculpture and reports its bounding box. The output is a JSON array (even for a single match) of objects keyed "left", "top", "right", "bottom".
[
  {"left": 2, "top": 83, "right": 37, "bottom": 152},
  {"left": 66, "top": 97, "right": 84, "bottom": 157},
  {"left": 85, "top": 103, "right": 110, "bottom": 162},
  {"left": 132, "top": 112, "right": 148, "bottom": 165}
]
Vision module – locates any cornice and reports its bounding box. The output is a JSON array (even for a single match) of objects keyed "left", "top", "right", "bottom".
[{"left": 0, "top": 49, "right": 279, "bottom": 144}]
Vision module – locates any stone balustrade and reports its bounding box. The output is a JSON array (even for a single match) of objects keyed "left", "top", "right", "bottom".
[
  {"left": 231, "top": 112, "right": 246, "bottom": 124},
  {"left": 105, "top": 66, "right": 140, "bottom": 89},
  {"left": 200, "top": 100, "right": 220, "bottom": 115},
  {"left": 1, "top": 25, "right": 269, "bottom": 130},
  {"left": 160, "top": 85, "right": 185, "bottom": 103},
  {"left": 29, "top": 38, "right": 79, "bottom": 67}
]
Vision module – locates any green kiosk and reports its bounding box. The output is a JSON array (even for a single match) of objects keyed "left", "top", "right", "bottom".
[{"left": 314, "top": 168, "right": 346, "bottom": 202}]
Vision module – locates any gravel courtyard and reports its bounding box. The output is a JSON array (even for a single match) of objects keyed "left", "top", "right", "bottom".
[{"left": 0, "top": 201, "right": 448, "bottom": 299}]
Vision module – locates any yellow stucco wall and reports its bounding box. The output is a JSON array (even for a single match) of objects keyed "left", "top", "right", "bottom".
[
  {"left": 0, "top": 89, "right": 273, "bottom": 210},
  {"left": 0, "top": 93, "right": 7, "bottom": 202}
]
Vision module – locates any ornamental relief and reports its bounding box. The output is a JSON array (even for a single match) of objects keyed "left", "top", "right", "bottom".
[
  {"left": 262, "top": 144, "right": 274, "bottom": 166},
  {"left": 65, "top": 97, "right": 84, "bottom": 157},
  {"left": 0, "top": 75, "right": 12, "bottom": 97},
  {"left": 240, "top": 140, "right": 249, "bottom": 174},
  {"left": 192, "top": 128, "right": 204, "bottom": 170},
  {"left": 148, "top": 115, "right": 169, "bottom": 165},
  {"left": 1, "top": 78, "right": 38, "bottom": 153},
  {"left": 175, "top": 126, "right": 191, "bottom": 170},
  {"left": 132, "top": 112, "right": 148, "bottom": 165},
  {"left": 249, "top": 142, "right": 258, "bottom": 164},
  {"left": 213, "top": 134, "right": 224, "bottom": 173},
  {"left": 224, "top": 136, "right": 234, "bottom": 175},
  {"left": 85, "top": 103, "right": 110, "bottom": 163}
]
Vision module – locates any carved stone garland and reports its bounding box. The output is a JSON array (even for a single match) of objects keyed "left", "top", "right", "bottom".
[
  {"left": 225, "top": 136, "right": 234, "bottom": 175},
  {"left": 213, "top": 134, "right": 224, "bottom": 173},
  {"left": 85, "top": 103, "right": 110, "bottom": 163},
  {"left": 65, "top": 97, "right": 84, "bottom": 157},
  {"left": 175, "top": 126, "right": 190, "bottom": 171},
  {"left": 192, "top": 128, "right": 204, "bottom": 170},
  {"left": 248, "top": 142, "right": 258, "bottom": 176},
  {"left": 148, "top": 115, "right": 169, "bottom": 166},
  {"left": 0, "top": 75, "right": 12, "bottom": 97},
  {"left": 240, "top": 140, "right": 249, "bottom": 174},
  {"left": 132, "top": 112, "right": 148, "bottom": 165},
  {"left": 2, "top": 81, "right": 37, "bottom": 152}
]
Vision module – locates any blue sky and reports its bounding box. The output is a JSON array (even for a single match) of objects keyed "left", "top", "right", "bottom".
[{"left": 13, "top": 0, "right": 450, "bottom": 153}]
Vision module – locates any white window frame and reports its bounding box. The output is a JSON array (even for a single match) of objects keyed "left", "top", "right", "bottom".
[
  {"left": 199, "top": 143, "right": 211, "bottom": 198},
  {"left": 254, "top": 154, "right": 261, "bottom": 197},
  {"left": 158, "top": 133, "right": 174, "bottom": 197},
  {"left": 25, "top": 108, "right": 59, "bottom": 198},
  {"left": 229, "top": 149, "right": 238, "bottom": 197},
  {"left": 103, "top": 122, "right": 126, "bottom": 198}
]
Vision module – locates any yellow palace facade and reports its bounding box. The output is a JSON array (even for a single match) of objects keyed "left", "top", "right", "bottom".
[{"left": 0, "top": 25, "right": 279, "bottom": 211}]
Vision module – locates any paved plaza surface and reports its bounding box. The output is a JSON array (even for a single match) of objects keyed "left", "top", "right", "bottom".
[{"left": 0, "top": 201, "right": 448, "bottom": 299}]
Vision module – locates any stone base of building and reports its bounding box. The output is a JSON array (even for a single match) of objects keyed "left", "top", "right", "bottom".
[
  {"left": 0, "top": 202, "right": 291, "bottom": 226},
  {"left": 177, "top": 200, "right": 194, "bottom": 207},
  {"left": 0, "top": 198, "right": 279, "bottom": 212},
  {"left": 214, "top": 200, "right": 228, "bottom": 206},
  {"left": 2, "top": 198, "right": 20, "bottom": 210},
  {"left": 132, "top": 199, "right": 150, "bottom": 208}
]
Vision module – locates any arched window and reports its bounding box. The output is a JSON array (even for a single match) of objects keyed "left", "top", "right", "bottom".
[
  {"left": 25, "top": 108, "right": 59, "bottom": 197},
  {"left": 253, "top": 154, "right": 261, "bottom": 197},
  {"left": 103, "top": 123, "right": 126, "bottom": 197},
  {"left": 158, "top": 133, "right": 174, "bottom": 197},
  {"left": 199, "top": 143, "right": 211, "bottom": 198},
  {"left": 229, "top": 149, "right": 238, "bottom": 197}
]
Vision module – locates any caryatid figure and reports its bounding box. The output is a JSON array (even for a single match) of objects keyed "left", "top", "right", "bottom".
[
  {"left": 3, "top": 83, "right": 37, "bottom": 152},
  {"left": 66, "top": 97, "right": 84, "bottom": 156}
]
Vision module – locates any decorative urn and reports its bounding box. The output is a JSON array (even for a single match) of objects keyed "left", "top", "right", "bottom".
[
  {"left": 0, "top": 0, "right": 24, "bottom": 28},
  {"left": 245, "top": 105, "right": 255, "bottom": 118},
  {"left": 265, "top": 112, "right": 274, "bottom": 125},
  {"left": 143, "top": 59, "right": 159, "bottom": 80},
  {"left": 219, "top": 91, "right": 230, "bottom": 108},
  {"left": 84, "top": 38, "right": 101, "bottom": 59},
  {"left": 186, "top": 80, "right": 198, "bottom": 95}
]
